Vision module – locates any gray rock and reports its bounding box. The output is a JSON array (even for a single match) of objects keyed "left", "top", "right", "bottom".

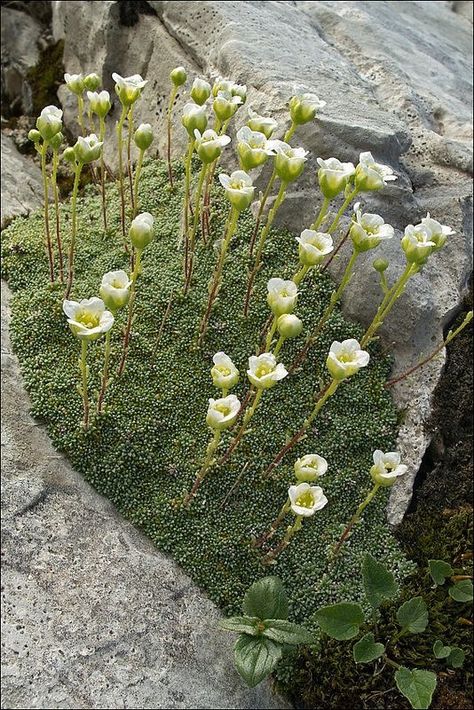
[
  {"left": 1, "top": 134, "right": 43, "bottom": 229},
  {"left": 1, "top": 7, "right": 43, "bottom": 114},
  {"left": 51, "top": 0, "right": 473, "bottom": 523},
  {"left": 0, "top": 279, "right": 288, "bottom": 710}
]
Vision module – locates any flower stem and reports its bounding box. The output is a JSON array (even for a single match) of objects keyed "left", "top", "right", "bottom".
[
  {"left": 51, "top": 148, "right": 63, "bottom": 283},
  {"left": 132, "top": 148, "right": 145, "bottom": 218},
  {"left": 77, "top": 94, "right": 85, "bottom": 135},
  {"left": 290, "top": 250, "right": 358, "bottom": 373},
  {"left": 182, "top": 138, "right": 195, "bottom": 276},
  {"left": 166, "top": 85, "right": 178, "bottom": 188},
  {"left": 311, "top": 196, "right": 330, "bottom": 230},
  {"left": 262, "top": 515, "right": 303, "bottom": 566},
  {"left": 99, "top": 116, "right": 107, "bottom": 231},
  {"left": 292, "top": 264, "right": 310, "bottom": 286},
  {"left": 201, "top": 118, "right": 229, "bottom": 240},
  {"left": 64, "top": 160, "right": 83, "bottom": 299},
  {"left": 219, "top": 388, "right": 264, "bottom": 467},
  {"left": 243, "top": 180, "right": 287, "bottom": 317},
  {"left": 117, "top": 250, "right": 141, "bottom": 377},
  {"left": 184, "top": 162, "right": 207, "bottom": 293},
  {"left": 97, "top": 329, "right": 112, "bottom": 414},
  {"left": 127, "top": 106, "right": 135, "bottom": 211},
  {"left": 263, "top": 379, "right": 339, "bottom": 478},
  {"left": 40, "top": 141, "right": 55, "bottom": 283},
  {"left": 183, "top": 429, "right": 222, "bottom": 507},
  {"left": 253, "top": 500, "right": 291, "bottom": 548},
  {"left": 328, "top": 187, "right": 359, "bottom": 234},
  {"left": 332, "top": 483, "right": 381, "bottom": 557},
  {"left": 80, "top": 339, "right": 89, "bottom": 428},
  {"left": 116, "top": 103, "right": 128, "bottom": 239},
  {"left": 197, "top": 206, "right": 239, "bottom": 345}
]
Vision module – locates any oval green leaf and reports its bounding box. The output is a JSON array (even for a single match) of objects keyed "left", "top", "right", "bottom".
[
  {"left": 353, "top": 633, "right": 385, "bottom": 663},
  {"left": 314, "top": 602, "right": 364, "bottom": 640},
  {"left": 242, "top": 576, "right": 289, "bottom": 620},
  {"left": 396, "top": 596, "right": 428, "bottom": 634},
  {"left": 428, "top": 559, "right": 453, "bottom": 586},
  {"left": 448, "top": 579, "right": 473, "bottom": 603},
  {"left": 395, "top": 667, "right": 437, "bottom": 709},
  {"left": 363, "top": 553, "right": 399, "bottom": 608},
  {"left": 262, "top": 619, "right": 315, "bottom": 646},
  {"left": 233, "top": 634, "right": 283, "bottom": 687}
]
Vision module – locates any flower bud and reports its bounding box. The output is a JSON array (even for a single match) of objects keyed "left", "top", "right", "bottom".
[
  {"left": 64, "top": 72, "right": 84, "bottom": 96},
  {"left": 129, "top": 212, "right": 154, "bottom": 251},
  {"left": 83, "top": 73, "right": 101, "bottom": 91},
  {"left": 210, "top": 352, "right": 239, "bottom": 390},
  {"left": 99, "top": 270, "right": 132, "bottom": 312},
  {"left": 49, "top": 132, "right": 63, "bottom": 152},
  {"left": 277, "top": 314, "right": 303, "bottom": 339},
  {"left": 87, "top": 90, "right": 111, "bottom": 119},
  {"left": 289, "top": 93, "right": 326, "bottom": 125},
  {"left": 134, "top": 123, "right": 153, "bottom": 151},
  {"left": 170, "top": 66, "right": 187, "bottom": 87},
  {"left": 73, "top": 134, "right": 103, "bottom": 164},
  {"left": 36, "top": 105, "right": 63, "bottom": 141},
  {"left": 373, "top": 258, "right": 389, "bottom": 273},
  {"left": 28, "top": 129, "right": 41, "bottom": 143},
  {"left": 218, "top": 170, "right": 254, "bottom": 212},
  {"left": 62, "top": 147, "right": 76, "bottom": 163},
  {"left": 182, "top": 103, "right": 208, "bottom": 139},
  {"left": 213, "top": 91, "right": 242, "bottom": 122},
  {"left": 190, "top": 77, "right": 211, "bottom": 106},
  {"left": 267, "top": 278, "right": 298, "bottom": 316},
  {"left": 294, "top": 454, "right": 328, "bottom": 482}
]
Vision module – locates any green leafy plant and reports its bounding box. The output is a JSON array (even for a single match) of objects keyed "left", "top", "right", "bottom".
[{"left": 220, "top": 576, "right": 315, "bottom": 687}]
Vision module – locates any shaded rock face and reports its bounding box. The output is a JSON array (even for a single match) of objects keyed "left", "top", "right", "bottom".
[
  {"left": 0, "top": 281, "right": 287, "bottom": 710},
  {"left": 1, "top": 7, "right": 42, "bottom": 115},
  {"left": 1, "top": 133, "right": 43, "bottom": 229}
]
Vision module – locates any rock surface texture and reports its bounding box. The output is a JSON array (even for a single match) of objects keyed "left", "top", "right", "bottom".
[
  {"left": 0, "top": 280, "right": 287, "bottom": 709},
  {"left": 50, "top": 0, "right": 473, "bottom": 522},
  {"left": 1, "top": 133, "right": 43, "bottom": 229}
]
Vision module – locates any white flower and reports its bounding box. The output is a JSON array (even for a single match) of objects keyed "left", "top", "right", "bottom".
[
  {"left": 194, "top": 129, "right": 230, "bottom": 164},
  {"left": 129, "top": 212, "right": 154, "bottom": 251},
  {"left": 317, "top": 157, "right": 355, "bottom": 199},
  {"left": 247, "top": 353, "right": 288, "bottom": 390},
  {"left": 190, "top": 77, "right": 211, "bottom": 105},
  {"left": 218, "top": 170, "right": 254, "bottom": 211},
  {"left": 36, "top": 105, "right": 63, "bottom": 141},
  {"left": 289, "top": 93, "right": 326, "bottom": 124},
  {"left": 112, "top": 72, "right": 148, "bottom": 105},
  {"left": 267, "top": 277, "right": 298, "bottom": 316},
  {"left": 288, "top": 483, "right": 328, "bottom": 517},
  {"left": 206, "top": 394, "right": 241, "bottom": 431},
  {"left": 247, "top": 108, "right": 278, "bottom": 139},
  {"left": 420, "top": 213, "right": 454, "bottom": 250},
  {"left": 350, "top": 207, "right": 394, "bottom": 252},
  {"left": 326, "top": 339, "right": 370, "bottom": 381},
  {"left": 236, "top": 126, "right": 275, "bottom": 171},
  {"left": 86, "top": 90, "right": 111, "bottom": 119},
  {"left": 355, "top": 151, "right": 397, "bottom": 191},
  {"left": 182, "top": 102, "right": 208, "bottom": 138},
  {"left": 296, "top": 230, "right": 333, "bottom": 266},
  {"left": 270, "top": 140, "right": 308, "bottom": 182},
  {"left": 370, "top": 450, "right": 408, "bottom": 487},
  {"left": 63, "top": 297, "right": 114, "bottom": 341},
  {"left": 211, "top": 352, "right": 239, "bottom": 390},
  {"left": 64, "top": 72, "right": 84, "bottom": 95},
  {"left": 401, "top": 223, "right": 438, "bottom": 265},
  {"left": 99, "top": 270, "right": 132, "bottom": 312},
  {"left": 73, "top": 133, "right": 103, "bottom": 163},
  {"left": 294, "top": 454, "right": 328, "bottom": 482},
  {"left": 213, "top": 90, "right": 242, "bottom": 121}
]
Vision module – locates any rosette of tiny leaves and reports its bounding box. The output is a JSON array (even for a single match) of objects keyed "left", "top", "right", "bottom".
[
  {"left": 190, "top": 77, "right": 211, "bottom": 105},
  {"left": 317, "top": 157, "right": 355, "bottom": 199},
  {"left": 326, "top": 338, "right": 370, "bottom": 381},
  {"left": 211, "top": 352, "right": 240, "bottom": 392},
  {"left": 236, "top": 126, "right": 276, "bottom": 171},
  {"left": 296, "top": 229, "right": 333, "bottom": 266},
  {"left": 350, "top": 204, "right": 395, "bottom": 253},
  {"left": 271, "top": 140, "right": 308, "bottom": 183},
  {"left": 194, "top": 129, "right": 231, "bottom": 164},
  {"left": 247, "top": 107, "right": 278, "bottom": 138},
  {"left": 370, "top": 450, "right": 408, "bottom": 487},
  {"left": 112, "top": 72, "right": 148, "bottom": 106},
  {"left": 267, "top": 278, "right": 298, "bottom": 317},
  {"left": 354, "top": 151, "right": 397, "bottom": 192},
  {"left": 294, "top": 454, "right": 328, "bottom": 482},
  {"left": 289, "top": 92, "right": 326, "bottom": 125}
]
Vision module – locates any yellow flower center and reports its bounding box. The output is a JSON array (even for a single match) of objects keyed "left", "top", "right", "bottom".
[
  {"left": 111, "top": 279, "right": 124, "bottom": 288},
  {"left": 214, "top": 403, "right": 231, "bottom": 416},
  {"left": 338, "top": 353, "right": 355, "bottom": 363},
  {"left": 255, "top": 365, "right": 273, "bottom": 378},
  {"left": 217, "top": 366, "right": 231, "bottom": 376},
  {"left": 295, "top": 490, "right": 315, "bottom": 508},
  {"left": 76, "top": 310, "right": 100, "bottom": 329}
]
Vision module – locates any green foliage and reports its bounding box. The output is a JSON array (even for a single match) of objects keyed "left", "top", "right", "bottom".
[
  {"left": 396, "top": 597, "right": 429, "bottom": 634},
  {"left": 219, "top": 617, "right": 260, "bottom": 635},
  {"left": 432, "top": 639, "right": 451, "bottom": 659},
  {"left": 363, "top": 552, "right": 399, "bottom": 608},
  {"left": 314, "top": 602, "right": 364, "bottom": 640},
  {"left": 395, "top": 667, "right": 437, "bottom": 710},
  {"left": 448, "top": 579, "right": 473, "bottom": 602},
  {"left": 242, "top": 576, "right": 288, "bottom": 621},
  {"left": 262, "top": 619, "right": 315, "bottom": 646},
  {"left": 234, "top": 635, "right": 283, "bottom": 687},
  {"left": 428, "top": 559, "right": 453, "bottom": 586},
  {"left": 433, "top": 640, "right": 466, "bottom": 668},
  {"left": 352, "top": 633, "right": 385, "bottom": 664}
]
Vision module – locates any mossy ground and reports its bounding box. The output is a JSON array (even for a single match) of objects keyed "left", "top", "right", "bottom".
[{"left": 2, "top": 157, "right": 414, "bottom": 680}]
